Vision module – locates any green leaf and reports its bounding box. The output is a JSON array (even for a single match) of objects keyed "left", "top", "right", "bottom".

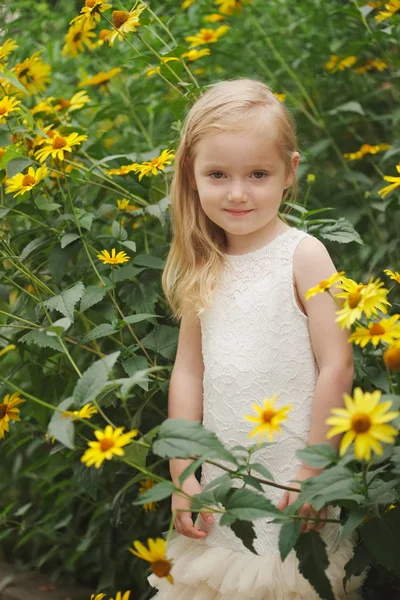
[
  {"left": 153, "top": 418, "right": 238, "bottom": 466},
  {"left": 121, "top": 240, "right": 137, "bottom": 252},
  {"left": 80, "top": 323, "right": 118, "bottom": 344},
  {"left": 250, "top": 462, "right": 275, "bottom": 481},
  {"left": 343, "top": 542, "right": 370, "bottom": 588},
  {"left": 114, "top": 369, "right": 153, "bottom": 394},
  {"left": 220, "top": 488, "right": 280, "bottom": 525},
  {"left": 340, "top": 508, "right": 368, "bottom": 541},
  {"left": 279, "top": 519, "right": 301, "bottom": 561},
  {"left": 123, "top": 313, "right": 159, "bottom": 325},
  {"left": 113, "top": 264, "right": 140, "bottom": 282},
  {"left": 230, "top": 519, "right": 257, "bottom": 554},
  {"left": 112, "top": 220, "right": 128, "bottom": 241},
  {"left": 73, "top": 462, "right": 101, "bottom": 500},
  {"left": 0, "top": 68, "right": 29, "bottom": 95},
  {"left": 120, "top": 438, "right": 150, "bottom": 469},
  {"left": 296, "top": 444, "right": 337, "bottom": 469},
  {"left": 178, "top": 456, "right": 205, "bottom": 484},
  {"left": 295, "top": 531, "right": 335, "bottom": 600},
  {"left": 328, "top": 101, "right": 364, "bottom": 116},
  {"left": 47, "top": 398, "right": 75, "bottom": 450},
  {"left": 73, "top": 351, "right": 120, "bottom": 407},
  {"left": 141, "top": 325, "right": 178, "bottom": 360},
  {"left": 298, "top": 465, "right": 363, "bottom": 511},
  {"left": 0, "top": 146, "right": 19, "bottom": 171},
  {"left": 60, "top": 233, "right": 80, "bottom": 248},
  {"left": 318, "top": 218, "right": 363, "bottom": 245},
  {"left": 34, "top": 197, "right": 61, "bottom": 211},
  {"left": 132, "top": 481, "right": 175, "bottom": 505},
  {"left": 79, "top": 284, "right": 110, "bottom": 312},
  {"left": 19, "top": 237, "right": 48, "bottom": 261},
  {"left": 361, "top": 506, "right": 400, "bottom": 575},
  {"left": 43, "top": 282, "right": 85, "bottom": 322},
  {"left": 133, "top": 254, "right": 165, "bottom": 269},
  {"left": 19, "top": 330, "right": 63, "bottom": 352},
  {"left": 7, "top": 158, "right": 33, "bottom": 178},
  {"left": 46, "top": 317, "right": 72, "bottom": 337}
]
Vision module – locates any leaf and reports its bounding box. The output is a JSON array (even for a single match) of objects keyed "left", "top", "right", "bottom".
[
  {"left": 73, "top": 462, "right": 101, "bottom": 500},
  {"left": 79, "top": 284, "right": 110, "bottom": 312},
  {"left": 80, "top": 323, "right": 118, "bottom": 344},
  {"left": 112, "top": 220, "right": 128, "bottom": 241},
  {"left": 7, "top": 158, "right": 33, "bottom": 178},
  {"left": 114, "top": 369, "right": 153, "bottom": 394},
  {"left": 60, "top": 233, "right": 80, "bottom": 248},
  {"left": 47, "top": 398, "right": 75, "bottom": 450},
  {"left": 19, "top": 330, "right": 63, "bottom": 352},
  {"left": 121, "top": 240, "right": 137, "bottom": 252},
  {"left": 340, "top": 508, "right": 368, "bottom": 541},
  {"left": 141, "top": 325, "right": 178, "bottom": 360},
  {"left": 230, "top": 519, "right": 257, "bottom": 554},
  {"left": 120, "top": 439, "right": 150, "bottom": 469},
  {"left": 178, "top": 456, "right": 205, "bottom": 484},
  {"left": 279, "top": 519, "right": 301, "bottom": 561},
  {"left": 318, "top": 218, "right": 363, "bottom": 245},
  {"left": 296, "top": 444, "right": 337, "bottom": 469},
  {"left": 361, "top": 506, "right": 400, "bottom": 576},
  {"left": 153, "top": 418, "right": 238, "bottom": 466},
  {"left": 220, "top": 488, "right": 280, "bottom": 525},
  {"left": 123, "top": 313, "right": 159, "bottom": 325},
  {"left": 19, "top": 237, "right": 48, "bottom": 261},
  {"left": 46, "top": 317, "right": 72, "bottom": 337},
  {"left": 295, "top": 531, "right": 335, "bottom": 600},
  {"left": 328, "top": 101, "right": 364, "bottom": 116},
  {"left": 34, "top": 197, "right": 61, "bottom": 211},
  {"left": 343, "top": 542, "right": 371, "bottom": 588},
  {"left": 43, "top": 282, "right": 85, "bottom": 322},
  {"left": 73, "top": 351, "right": 120, "bottom": 407},
  {"left": 250, "top": 462, "right": 275, "bottom": 481},
  {"left": 298, "top": 465, "right": 363, "bottom": 511},
  {"left": 133, "top": 254, "right": 165, "bottom": 270},
  {"left": 0, "top": 68, "right": 29, "bottom": 95},
  {"left": 132, "top": 481, "right": 175, "bottom": 505},
  {"left": 113, "top": 264, "right": 140, "bottom": 282}
]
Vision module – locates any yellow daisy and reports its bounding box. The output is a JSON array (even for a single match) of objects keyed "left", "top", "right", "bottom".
[
  {"left": 0, "top": 96, "right": 21, "bottom": 122},
  {"left": 343, "top": 143, "right": 390, "bottom": 161},
  {"left": 378, "top": 164, "right": 400, "bottom": 198},
  {"left": 131, "top": 149, "right": 175, "bottom": 181},
  {"left": 107, "top": 2, "right": 147, "bottom": 46},
  {"left": 81, "top": 425, "right": 139, "bottom": 468},
  {"left": 70, "top": 0, "right": 112, "bottom": 25},
  {"left": 203, "top": 13, "right": 225, "bottom": 22},
  {"left": 62, "top": 19, "right": 97, "bottom": 58},
  {"left": 0, "top": 392, "right": 26, "bottom": 439},
  {"left": 31, "top": 97, "right": 56, "bottom": 116},
  {"left": 185, "top": 25, "right": 230, "bottom": 47},
  {"left": 354, "top": 58, "right": 388, "bottom": 74},
  {"left": 129, "top": 538, "right": 174, "bottom": 584},
  {"left": 182, "top": 0, "right": 196, "bottom": 8},
  {"left": 5, "top": 166, "right": 49, "bottom": 198},
  {"left": 117, "top": 199, "right": 138, "bottom": 211},
  {"left": 384, "top": 269, "right": 400, "bottom": 284},
  {"left": 326, "top": 388, "right": 399, "bottom": 461},
  {"left": 181, "top": 48, "right": 211, "bottom": 62},
  {"left": 106, "top": 163, "right": 139, "bottom": 176},
  {"left": 305, "top": 271, "right": 345, "bottom": 300},
  {"left": 0, "top": 39, "right": 18, "bottom": 65},
  {"left": 374, "top": 0, "right": 400, "bottom": 22},
  {"left": 35, "top": 132, "right": 87, "bottom": 162},
  {"left": 90, "top": 594, "right": 106, "bottom": 600},
  {"left": 383, "top": 344, "right": 400, "bottom": 372},
  {"left": 349, "top": 315, "right": 400, "bottom": 348},
  {"left": 273, "top": 92, "right": 286, "bottom": 102},
  {"left": 139, "top": 479, "right": 159, "bottom": 513},
  {"left": 110, "top": 592, "right": 131, "bottom": 600},
  {"left": 0, "top": 344, "right": 16, "bottom": 358},
  {"left": 54, "top": 90, "right": 91, "bottom": 112},
  {"left": 145, "top": 57, "right": 180, "bottom": 77},
  {"left": 13, "top": 52, "right": 51, "bottom": 94},
  {"left": 79, "top": 68, "right": 122, "bottom": 87},
  {"left": 62, "top": 402, "right": 98, "bottom": 421},
  {"left": 334, "top": 276, "right": 391, "bottom": 329},
  {"left": 97, "top": 248, "right": 130, "bottom": 265},
  {"left": 324, "top": 55, "right": 357, "bottom": 72},
  {"left": 243, "top": 394, "right": 291, "bottom": 443},
  {"left": 214, "top": 0, "right": 252, "bottom": 15}
]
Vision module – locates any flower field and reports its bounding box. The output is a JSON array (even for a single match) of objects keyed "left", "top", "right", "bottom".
[{"left": 0, "top": 0, "right": 400, "bottom": 598}]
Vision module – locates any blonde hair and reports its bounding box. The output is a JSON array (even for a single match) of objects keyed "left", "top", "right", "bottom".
[{"left": 162, "top": 78, "right": 299, "bottom": 323}]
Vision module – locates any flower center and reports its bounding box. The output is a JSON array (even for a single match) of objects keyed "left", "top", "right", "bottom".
[
  {"left": 0, "top": 107, "right": 7, "bottom": 115},
  {"left": 100, "top": 438, "right": 115, "bottom": 452},
  {"left": 52, "top": 136, "right": 67, "bottom": 149},
  {"left": 73, "top": 32, "right": 82, "bottom": 43},
  {"left": 99, "top": 29, "right": 111, "bottom": 40},
  {"left": 384, "top": 347, "right": 400, "bottom": 372},
  {"left": 319, "top": 279, "right": 329, "bottom": 289},
  {"left": 369, "top": 323, "right": 386, "bottom": 336},
  {"left": 58, "top": 99, "right": 70, "bottom": 109},
  {"left": 351, "top": 413, "right": 371, "bottom": 434},
  {"left": 151, "top": 559, "right": 173, "bottom": 579},
  {"left": 112, "top": 10, "right": 130, "bottom": 28},
  {"left": 22, "top": 174, "right": 36, "bottom": 187},
  {"left": 86, "top": 0, "right": 96, "bottom": 6},
  {"left": 0, "top": 404, "right": 7, "bottom": 419},
  {"left": 262, "top": 409, "right": 275, "bottom": 424},
  {"left": 348, "top": 291, "right": 363, "bottom": 309}
]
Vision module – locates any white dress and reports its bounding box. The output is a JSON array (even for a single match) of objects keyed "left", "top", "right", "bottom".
[{"left": 148, "top": 227, "right": 365, "bottom": 599}]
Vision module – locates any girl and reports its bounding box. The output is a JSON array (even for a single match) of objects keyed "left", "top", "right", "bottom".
[{"left": 148, "top": 78, "right": 365, "bottom": 599}]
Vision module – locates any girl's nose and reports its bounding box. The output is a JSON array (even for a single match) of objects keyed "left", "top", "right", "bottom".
[{"left": 227, "top": 182, "right": 248, "bottom": 201}]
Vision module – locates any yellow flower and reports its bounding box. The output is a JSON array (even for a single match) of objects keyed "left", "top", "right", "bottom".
[
  {"left": 0, "top": 39, "right": 18, "bottom": 65},
  {"left": 0, "top": 96, "right": 21, "bottom": 122},
  {"left": 185, "top": 25, "right": 230, "bottom": 47},
  {"left": 343, "top": 143, "right": 390, "bottom": 161},
  {"left": 79, "top": 68, "right": 122, "bottom": 87},
  {"left": 145, "top": 57, "right": 180, "bottom": 77},
  {"left": 106, "top": 163, "right": 139, "bottom": 176},
  {"left": 0, "top": 392, "right": 26, "bottom": 439},
  {"left": 5, "top": 166, "right": 49, "bottom": 198},
  {"left": 181, "top": 48, "right": 211, "bottom": 61},
  {"left": 13, "top": 52, "right": 51, "bottom": 94},
  {"left": 54, "top": 90, "right": 91, "bottom": 112},
  {"left": 383, "top": 344, "right": 400, "bottom": 371},
  {"left": 203, "top": 13, "right": 225, "bottom": 22},
  {"left": 139, "top": 479, "right": 159, "bottom": 513},
  {"left": 110, "top": 592, "right": 131, "bottom": 600},
  {"left": 273, "top": 92, "right": 286, "bottom": 102},
  {"left": 181, "top": 0, "right": 196, "bottom": 8},
  {"left": 378, "top": 164, "right": 400, "bottom": 199},
  {"left": 107, "top": 2, "right": 147, "bottom": 46},
  {"left": 334, "top": 276, "right": 391, "bottom": 329},
  {"left": 131, "top": 149, "right": 175, "bottom": 181},
  {"left": 70, "top": 0, "right": 112, "bottom": 25},
  {"left": 90, "top": 594, "right": 106, "bottom": 600},
  {"left": 354, "top": 58, "right": 388, "bottom": 74},
  {"left": 326, "top": 388, "right": 399, "bottom": 461},
  {"left": 35, "top": 132, "right": 87, "bottom": 162},
  {"left": 305, "top": 271, "right": 345, "bottom": 300},
  {"left": 129, "top": 538, "right": 174, "bottom": 584},
  {"left": 62, "top": 402, "right": 98, "bottom": 421},
  {"left": 307, "top": 173, "right": 316, "bottom": 183},
  {"left": 243, "top": 394, "right": 291, "bottom": 443},
  {"left": 62, "top": 19, "right": 97, "bottom": 58},
  {"left": 81, "top": 425, "right": 139, "bottom": 468},
  {"left": 31, "top": 97, "right": 56, "bottom": 116},
  {"left": 384, "top": 269, "right": 400, "bottom": 284},
  {"left": 0, "top": 344, "right": 16, "bottom": 358},
  {"left": 117, "top": 199, "right": 131, "bottom": 210},
  {"left": 374, "top": 0, "right": 400, "bottom": 22},
  {"left": 324, "top": 55, "right": 357, "bottom": 72},
  {"left": 349, "top": 315, "right": 400, "bottom": 348},
  {"left": 214, "top": 0, "right": 252, "bottom": 15},
  {"left": 97, "top": 248, "right": 130, "bottom": 265}
]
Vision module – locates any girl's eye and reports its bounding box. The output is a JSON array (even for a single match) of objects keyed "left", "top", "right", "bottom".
[
  {"left": 209, "top": 171, "right": 268, "bottom": 179},
  {"left": 209, "top": 172, "right": 224, "bottom": 179},
  {"left": 252, "top": 171, "right": 268, "bottom": 179}
]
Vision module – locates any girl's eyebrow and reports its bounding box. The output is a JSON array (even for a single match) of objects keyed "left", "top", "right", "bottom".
[{"left": 202, "top": 163, "right": 273, "bottom": 169}]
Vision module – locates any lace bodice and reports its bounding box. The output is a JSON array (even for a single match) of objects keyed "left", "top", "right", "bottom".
[{"left": 198, "top": 227, "right": 341, "bottom": 555}]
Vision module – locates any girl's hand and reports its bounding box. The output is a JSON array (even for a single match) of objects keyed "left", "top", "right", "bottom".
[
  {"left": 171, "top": 475, "right": 214, "bottom": 540},
  {"left": 277, "top": 465, "right": 327, "bottom": 533}
]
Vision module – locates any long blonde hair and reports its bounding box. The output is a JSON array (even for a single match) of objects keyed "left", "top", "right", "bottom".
[{"left": 162, "top": 78, "right": 299, "bottom": 323}]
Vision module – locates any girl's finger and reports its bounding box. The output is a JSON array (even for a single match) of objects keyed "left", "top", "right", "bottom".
[{"left": 277, "top": 491, "right": 288, "bottom": 511}]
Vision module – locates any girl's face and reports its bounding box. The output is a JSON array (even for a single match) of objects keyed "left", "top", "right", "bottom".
[{"left": 191, "top": 128, "right": 299, "bottom": 252}]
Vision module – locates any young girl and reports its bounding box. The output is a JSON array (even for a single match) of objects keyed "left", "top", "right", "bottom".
[{"left": 148, "top": 78, "right": 365, "bottom": 599}]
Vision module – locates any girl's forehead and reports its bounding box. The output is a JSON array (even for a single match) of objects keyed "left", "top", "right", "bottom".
[{"left": 193, "top": 129, "right": 281, "bottom": 165}]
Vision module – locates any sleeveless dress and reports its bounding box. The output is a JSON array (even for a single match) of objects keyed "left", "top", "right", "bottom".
[{"left": 148, "top": 227, "right": 365, "bottom": 599}]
